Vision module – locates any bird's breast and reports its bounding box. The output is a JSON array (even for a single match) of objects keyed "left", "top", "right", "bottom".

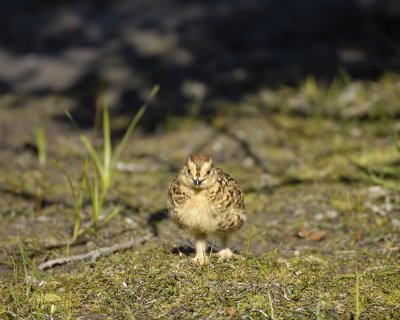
[{"left": 179, "top": 192, "right": 218, "bottom": 234}]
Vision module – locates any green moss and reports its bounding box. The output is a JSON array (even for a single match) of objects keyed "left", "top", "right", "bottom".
[{"left": 1, "top": 246, "right": 399, "bottom": 319}]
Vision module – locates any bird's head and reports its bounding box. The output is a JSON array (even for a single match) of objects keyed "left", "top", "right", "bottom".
[{"left": 181, "top": 154, "right": 217, "bottom": 189}]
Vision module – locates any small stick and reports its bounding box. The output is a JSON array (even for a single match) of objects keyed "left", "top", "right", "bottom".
[{"left": 38, "top": 234, "right": 151, "bottom": 271}]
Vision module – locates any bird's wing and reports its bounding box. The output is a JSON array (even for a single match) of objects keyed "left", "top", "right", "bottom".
[
  {"left": 209, "top": 168, "right": 246, "bottom": 232},
  {"left": 215, "top": 168, "right": 245, "bottom": 210},
  {"left": 167, "top": 175, "right": 190, "bottom": 228}
]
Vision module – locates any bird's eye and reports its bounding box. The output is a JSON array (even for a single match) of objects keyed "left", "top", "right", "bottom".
[
  {"left": 187, "top": 168, "right": 191, "bottom": 175},
  {"left": 207, "top": 170, "right": 211, "bottom": 175}
]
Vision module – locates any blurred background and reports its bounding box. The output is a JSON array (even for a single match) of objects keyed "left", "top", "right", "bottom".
[{"left": 1, "top": 0, "right": 400, "bottom": 131}]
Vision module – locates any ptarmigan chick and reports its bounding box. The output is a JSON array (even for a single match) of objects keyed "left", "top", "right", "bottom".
[{"left": 168, "top": 154, "right": 246, "bottom": 265}]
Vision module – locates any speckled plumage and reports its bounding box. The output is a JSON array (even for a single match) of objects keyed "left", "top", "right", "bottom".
[{"left": 167, "top": 154, "right": 246, "bottom": 264}]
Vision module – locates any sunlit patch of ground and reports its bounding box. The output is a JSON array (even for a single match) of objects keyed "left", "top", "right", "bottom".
[{"left": 0, "top": 74, "right": 399, "bottom": 318}]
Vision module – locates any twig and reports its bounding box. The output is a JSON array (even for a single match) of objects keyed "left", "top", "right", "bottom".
[
  {"left": 11, "top": 226, "right": 141, "bottom": 261},
  {"left": 38, "top": 234, "right": 151, "bottom": 271}
]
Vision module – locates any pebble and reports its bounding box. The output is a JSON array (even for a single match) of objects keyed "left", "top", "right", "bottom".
[
  {"left": 384, "top": 201, "right": 393, "bottom": 213},
  {"left": 124, "top": 217, "right": 138, "bottom": 227},
  {"left": 242, "top": 156, "right": 255, "bottom": 168},
  {"left": 314, "top": 213, "right": 324, "bottom": 221},
  {"left": 326, "top": 210, "right": 338, "bottom": 220},
  {"left": 86, "top": 241, "right": 96, "bottom": 251},
  {"left": 392, "top": 219, "right": 400, "bottom": 228},
  {"left": 294, "top": 208, "right": 306, "bottom": 216},
  {"left": 25, "top": 275, "right": 39, "bottom": 287},
  {"left": 37, "top": 216, "right": 50, "bottom": 222},
  {"left": 367, "top": 186, "right": 388, "bottom": 199}
]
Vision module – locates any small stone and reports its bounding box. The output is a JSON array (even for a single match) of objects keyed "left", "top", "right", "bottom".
[
  {"left": 122, "top": 282, "right": 128, "bottom": 288},
  {"left": 392, "top": 218, "right": 400, "bottom": 228},
  {"left": 326, "top": 210, "right": 338, "bottom": 220},
  {"left": 86, "top": 241, "right": 96, "bottom": 251},
  {"left": 367, "top": 186, "right": 388, "bottom": 200},
  {"left": 181, "top": 80, "right": 207, "bottom": 98},
  {"left": 124, "top": 217, "right": 138, "bottom": 227},
  {"left": 37, "top": 216, "right": 50, "bottom": 222},
  {"left": 25, "top": 275, "right": 39, "bottom": 287},
  {"left": 294, "top": 208, "right": 306, "bottom": 216},
  {"left": 242, "top": 157, "right": 255, "bottom": 168},
  {"left": 370, "top": 205, "right": 381, "bottom": 214},
  {"left": 350, "top": 127, "right": 362, "bottom": 138},
  {"left": 314, "top": 213, "right": 324, "bottom": 221},
  {"left": 212, "top": 140, "right": 223, "bottom": 152},
  {"left": 384, "top": 202, "right": 393, "bottom": 213}
]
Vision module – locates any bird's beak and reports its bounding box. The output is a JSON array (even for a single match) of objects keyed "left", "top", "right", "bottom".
[{"left": 193, "top": 178, "right": 202, "bottom": 186}]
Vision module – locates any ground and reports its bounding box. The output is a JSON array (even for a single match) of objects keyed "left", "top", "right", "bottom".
[{"left": 0, "top": 73, "right": 399, "bottom": 319}]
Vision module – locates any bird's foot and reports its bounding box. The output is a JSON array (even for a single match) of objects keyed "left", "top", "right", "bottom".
[
  {"left": 192, "top": 254, "right": 209, "bottom": 265},
  {"left": 218, "top": 248, "right": 233, "bottom": 260}
]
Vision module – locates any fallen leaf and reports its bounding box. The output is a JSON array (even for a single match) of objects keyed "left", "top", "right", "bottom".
[
  {"left": 354, "top": 229, "right": 364, "bottom": 241},
  {"left": 297, "top": 227, "right": 310, "bottom": 238},
  {"left": 308, "top": 230, "right": 327, "bottom": 241}
]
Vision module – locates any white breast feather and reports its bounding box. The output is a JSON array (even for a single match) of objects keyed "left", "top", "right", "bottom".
[{"left": 179, "top": 193, "right": 218, "bottom": 234}]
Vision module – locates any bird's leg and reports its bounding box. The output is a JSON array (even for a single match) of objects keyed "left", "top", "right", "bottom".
[
  {"left": 192, "top": 235, "right": 208, "bottom": 265},
  {"left": 218, "top": 234, "right": 233, "bottom": 260}
]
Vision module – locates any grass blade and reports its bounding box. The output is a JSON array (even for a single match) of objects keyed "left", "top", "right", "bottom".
[
  {"left": 102, "top": 207, "right": 121, "bottom": 226},
  {"left": 53, "top": 160, "right": 78, "bottom": 204},
  {"left": 245, "top": 224, "right": 253, "bottom": 265},
  {"left": 73, "top": 177, "right": 85, "bottom": 240},
  {"left": 66, "top": 110, "right": 104, "bottom": 181},
  {"left": 53, "top": 160, "right": 83, "bottom": 240},
  {"left": 102, "top": 102, "right": 112, "bottom": 191},
  {"left": 83, "top": 169, "right": 99, "bottom": 227},
  {"left": 65, "top": 110, "right": 82, "bottom": 135},
  {"left": 355, "top": 272, "right": 361, "bottom": 320},
  {"left": 268, "top": 290, "right": 275, "bottom": 319},
  {"left": 36, "top": 126, "right": 46, "bottom": 166},
  {"left": 93, "top": 176, "right": 99, "bottom": 225},
  {"left": 111, "top": 85, "right": 160, "bottom": 173},
  {"left": 81, "top": 135, "right": 104, "bottom": 179}
]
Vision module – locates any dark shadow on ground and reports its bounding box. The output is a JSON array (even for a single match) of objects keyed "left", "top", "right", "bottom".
[
  {"left": 169, "top": 245, "right": 240, "bottom": 256},
  {"left": 170, "top": 246, "right": 196, "bottom": 256},
  {"left": 147, "top": 208, "right": 169, "bottom": 236},
  {"left": 1, "top": 0, "right": 400, "bottom": 131}
]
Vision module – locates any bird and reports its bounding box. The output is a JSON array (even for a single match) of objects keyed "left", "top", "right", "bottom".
[{"left": 167, "top": 154, "right": 246, "bottom": 265}]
